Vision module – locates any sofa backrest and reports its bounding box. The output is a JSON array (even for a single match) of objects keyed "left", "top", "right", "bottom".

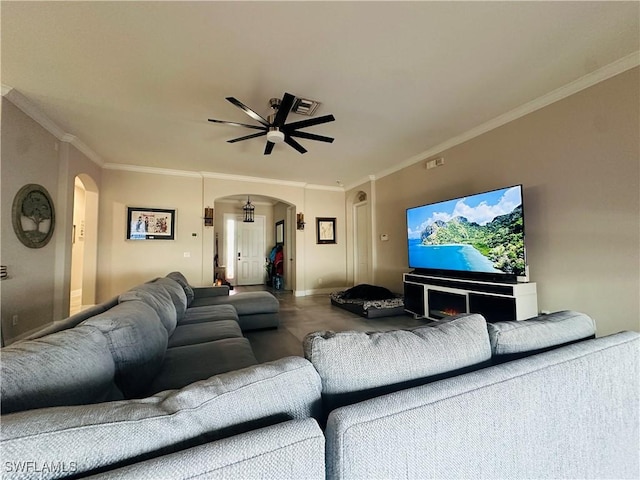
[
  {"left": 86, "top": 418, "right": 326, "bottom": 480},
  {"left": 17, "top": 297, "right": 119, "bottom": 342},
  {"left": 119, "top": 282, "right": 178, "bottom": 335},
  {"left": 324, "top": 331, "right": 640, "bottom": 480},
  {"left": 1, "top": 325, "right": 121, "bottom": 414},
  {"left": 82, "top": 300, "right": 168, "bottom": 398},
  {"left": 167, "top": 271, "right": 195, "bottom": 306},
  {"left": 303, "top": 314, "right": 492, "bottom": 416},
  {"left": 1, "top": 356, "right": 323, "bottom": 479},
  {"left": 487, "top": 310, "right": 597, "bottom": 362},
  {"left": 150, "top": 276, "right": 188, "bottom": 320}
]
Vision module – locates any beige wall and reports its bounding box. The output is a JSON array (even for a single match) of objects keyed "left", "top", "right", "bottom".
[
  {"left": 96, "top": 169, "right": 204, "bottom": 300},
  {"left": 1, "top": 97, "right": 103, "bottom": 342},
  {"left": 302, "top": 188, "right": 347, "bottom": 293},
  {"left": 96, "top": 172, "right": 346, "bottom": 298},
  {"left": 1, "top": 99, "right": 60, "bottom": 341},
  {"left": 374, "top": 68, "right": 640, "bottom": 336}
]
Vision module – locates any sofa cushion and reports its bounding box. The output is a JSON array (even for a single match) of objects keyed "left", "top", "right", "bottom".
[
  {"left": 487, "top": 310, "right": 597, "bottom": 362},
  {"left": 168, "top": 320, "right": 243, "bottom": 348},
  {"left": 303, "top": 313, "right": 492, "bottom": 412},
  {"left": 82, "top": 301, "right": 168, "bottom": 398},
  {"left": 181, "top": 304, "right": 239, "bottom": 325},
  {"left": 0, "top": 357, "right": 323, "bottom": 479},
  {"left": 189, "top": 291, "right": 279, "bottom": 315},
  {"left": 1, "top": 326, "right": 120, "bottom": 414},
  {"left": 151, "top": 277, "right": 188, "bottom": 320},
  {"left": 88, "top": 418, "right": 326, "bottom": 480},
  {"left": 167, "top": 271, "right": 195, "bottom": 306},
  {"left": 119, "top": 283, "right": 178, "bottom": 335},
  {"left": 146, "top": 338, "right": 258, "bottom": 395}
]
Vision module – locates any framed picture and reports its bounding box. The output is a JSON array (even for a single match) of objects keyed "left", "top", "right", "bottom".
[
  {"left": 127, "top": 207, "right": 175, "bottom": 240},
  {"left": 316, "top": 217, "right": 336, "bottom": 244},
  {"left": 275, "top": 220, "right": 284, "bottom": 245}
]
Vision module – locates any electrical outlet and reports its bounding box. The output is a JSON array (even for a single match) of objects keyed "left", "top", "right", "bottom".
[
  {"left": 12, "top": 314, "right": 18, "bottom": 326},
  {"left": 318, "top": 278, "right": 323, "bottom": 285}
]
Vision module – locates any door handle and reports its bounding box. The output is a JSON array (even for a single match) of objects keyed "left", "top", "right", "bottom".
[{"left": 237, "top": 252, "right": 241, "bottom": 258}]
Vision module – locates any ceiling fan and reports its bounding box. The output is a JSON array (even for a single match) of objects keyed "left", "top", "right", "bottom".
[{"left": 208, "top": 92, "right": 335, "bottom": 155}]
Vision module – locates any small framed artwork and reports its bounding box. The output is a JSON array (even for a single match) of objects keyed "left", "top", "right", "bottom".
[
  {"left": 127, "top": 207, "right": 175, "bottom": 240},
  {"left": 275, "top": 220, "right": 284, "bottom": 245},
  {"left": 316, "top": 217, "right": 336, "bottom": 244}
]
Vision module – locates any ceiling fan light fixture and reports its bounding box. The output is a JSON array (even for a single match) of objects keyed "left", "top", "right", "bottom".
[{"left": 266, "top": 128, "right": 285, "bottom": 144}]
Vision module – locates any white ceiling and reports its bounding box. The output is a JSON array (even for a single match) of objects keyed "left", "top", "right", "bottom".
[{"left": 2, "top": 1, "right": 638, "bottom": 188}]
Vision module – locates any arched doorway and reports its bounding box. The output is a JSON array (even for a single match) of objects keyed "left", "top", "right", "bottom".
[
  {"left": 212, "top": 194, "right": 296, "bottom": 290},
  {"left": 69, "top": 174, "right": 99, "bottom": 314}
]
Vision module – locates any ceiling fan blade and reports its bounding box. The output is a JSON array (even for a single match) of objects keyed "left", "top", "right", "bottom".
[
  {"left": 285, "top": 136, "right": 307, "bottom": 154},
  {"left": 264, "top": 141, "right": 275, "bottom": 155},
  {"left": 283, "top": 114, "right": 335, "bottom": 131},
  {"left": 227, "top": 131, "right": 267, "bottom": 143},
  {"left": 208, "top": 119, "right": 266, "bottom": 131},
  {"left": 288, "top": 130, "right": 334, "bottom": 143},
  {"left": 273, "top": 92, "right": 295, "bottom": 127},
  {"left": 226, "top": 97, "right": 270, "bottom": 126}
]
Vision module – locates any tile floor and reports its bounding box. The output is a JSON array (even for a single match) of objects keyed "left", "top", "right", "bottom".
[{"left": 236, "top": 286, "right": 427, "bottom": 363}]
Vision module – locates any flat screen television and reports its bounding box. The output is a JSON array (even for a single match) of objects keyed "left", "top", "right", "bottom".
[{"left": 406, "top": 184, "right": 526, "bottom": 283}]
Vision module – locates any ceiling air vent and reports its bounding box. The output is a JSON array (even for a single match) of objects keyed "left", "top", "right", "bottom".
[{"left": 292, "top": 97, "right": 321, "bottom": 116}]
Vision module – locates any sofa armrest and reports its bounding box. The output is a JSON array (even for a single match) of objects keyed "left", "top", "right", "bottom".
[{"left": 193, "top": 286, "right": 230, "bottom": 298}]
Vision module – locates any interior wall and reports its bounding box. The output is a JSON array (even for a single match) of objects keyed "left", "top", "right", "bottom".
[
  {"left": 1, "top": 98, "right": 60, "bottom": 341},
  {"left": 96, "top": 169, "right": 204, "bottom": 300},
  {"left": 374, "top": 68, "right": 639, "bottom": 336},
  {"left": 1, "top": 97, "right": 102, "bottom": 342},
  {"left": 302, "top": 188, "right": 348, "bottom": 294}
]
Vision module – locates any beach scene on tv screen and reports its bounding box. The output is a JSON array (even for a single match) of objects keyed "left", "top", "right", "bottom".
[{"left": 407, "top": 186, "right": 525, "bottom": 276}]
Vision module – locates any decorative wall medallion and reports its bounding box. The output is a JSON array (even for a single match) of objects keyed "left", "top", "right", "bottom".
[{"left": 12, "top": 184, "right": 56, "bottom": 248}]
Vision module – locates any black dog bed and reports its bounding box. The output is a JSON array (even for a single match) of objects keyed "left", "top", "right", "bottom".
[{"left": 330, "top": 284, "right": 405, "bottom": 319}]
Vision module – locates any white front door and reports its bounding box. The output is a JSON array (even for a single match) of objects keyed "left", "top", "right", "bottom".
[{"left": 236, "top": 215, "right": 266, "bottom": 285}]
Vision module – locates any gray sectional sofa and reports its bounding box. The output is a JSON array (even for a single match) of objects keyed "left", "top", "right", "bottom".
[
  {"left": 2, "top": 271, "right": 280, "bottom": 412},
  {"left": 2, "top": 299, "right": 638, "bottom": 479}
]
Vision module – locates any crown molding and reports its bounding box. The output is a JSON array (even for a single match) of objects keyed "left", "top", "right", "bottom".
[
  {"left": 95, "top": 162, "right": 346, "bottom": 190},
  {"left": 103, "top": 163, "right": 202, "bottom": 178},
  {"left": 200, "top": 170, "right": 307, "bottom": 187},
  {"left": 304, "top": 184, "right": 344, "bottom": 192},
  {"left": 2, "top": 85, "right": 66, "bottom": 139},
  {"left": 2, "top": 84, "right": 104, "bottom": 167},
  {"left": 374, "top": 51, "right": 640, "bottom": 182},
  {"left": 345, "top": 175, "right": 376, "bottom": 192}
]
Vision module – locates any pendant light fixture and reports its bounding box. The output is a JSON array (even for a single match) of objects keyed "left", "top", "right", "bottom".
[{"left": 242, "top": 196, "right": 255, "bottom": 223}]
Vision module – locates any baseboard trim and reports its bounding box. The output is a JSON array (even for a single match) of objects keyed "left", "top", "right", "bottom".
[{"left": 294, "top": 286, "right": 349, "bottom": 297}]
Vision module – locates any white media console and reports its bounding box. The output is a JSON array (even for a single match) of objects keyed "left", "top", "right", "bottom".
[{"left": 403, "top": 272, "right": 538, "bottom": 322}]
